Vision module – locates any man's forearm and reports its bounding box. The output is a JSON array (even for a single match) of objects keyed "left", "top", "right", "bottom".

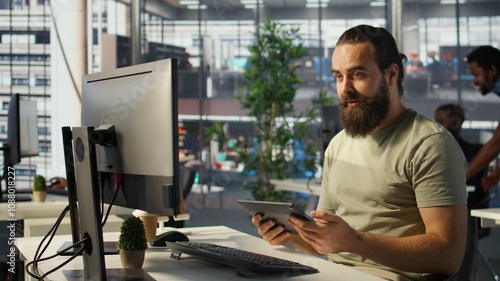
[
  {"left": 350, "top": 231, "right": 464, "bottom": 275},
  {"left": 467, "top": 142, "right": 500, "bottom": 178}
]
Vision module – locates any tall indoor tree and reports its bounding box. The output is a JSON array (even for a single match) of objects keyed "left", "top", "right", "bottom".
[{"left": 237, "top": 19, "right": 334, "bottom": 201}]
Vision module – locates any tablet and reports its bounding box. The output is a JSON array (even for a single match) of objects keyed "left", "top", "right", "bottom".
[{"left": 237, "top": 200, "right": 314, "bottom": 235}]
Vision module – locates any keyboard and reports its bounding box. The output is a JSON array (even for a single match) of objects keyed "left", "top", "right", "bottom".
[{"left": 166, "top": 241, "right": 318, "bottom": 277}]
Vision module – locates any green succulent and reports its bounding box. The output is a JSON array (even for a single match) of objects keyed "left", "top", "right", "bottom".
[
  {"left": 117, "top": 216, "right": 148, "bottom": 252},
  {"left": 33, "top": 175, "right": 47, "bottom": 192}
]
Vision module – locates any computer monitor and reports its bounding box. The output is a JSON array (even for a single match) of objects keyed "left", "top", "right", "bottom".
[
  {"left": 81, "top": 58, "right": 180, "bottom": 215},
  {"left": 64, "top": 59, "right": 180, "bottom": 280},
  {"left": 1, "top": 94, "right": 39, "bottom": 200}
]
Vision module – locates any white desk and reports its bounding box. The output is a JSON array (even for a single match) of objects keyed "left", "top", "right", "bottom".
[
  {"left": 470, "top": 208, "right": 500, "bottom": 228},
  {"left": 469, "top": 208, "right": 500, "bottom": 281},
  {"left": 16, "top": 225, "right": 385, "bottom": 281},
  {"left": 270, "top": 178, "right": 321, "bottom": 212},
  {"left": 270, "top": 178, "right": 321, "bottom": 195}
]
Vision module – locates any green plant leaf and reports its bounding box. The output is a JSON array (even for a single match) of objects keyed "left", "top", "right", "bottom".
[
  {"left": 117, "top": 216, "right": 148, "bottom": 251},
  {"left": 33, "top": 175, "right": 47, "bottom": 192}
]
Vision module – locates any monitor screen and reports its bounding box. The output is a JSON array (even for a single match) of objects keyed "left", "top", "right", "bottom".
[
  {"left": 6, "top": 93, "right": 39, "bottom": 165},
  {"left": 81, "top": 58, "right": 180, "bottom": 216}
]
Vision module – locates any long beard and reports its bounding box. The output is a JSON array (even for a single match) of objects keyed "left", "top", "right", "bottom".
[{"left": 339, "top": 79, "right": 391, "bottom": 138}]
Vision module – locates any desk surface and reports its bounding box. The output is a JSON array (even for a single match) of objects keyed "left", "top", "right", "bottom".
[
  {"left": 470, "top": 208, "right": 500, "bottom": 228},
  {"left": 270, "top": 178, "right": 322, "bottom": 196},
  {"left": 16, "top": 225, "right": 385, "bottom": 281}
]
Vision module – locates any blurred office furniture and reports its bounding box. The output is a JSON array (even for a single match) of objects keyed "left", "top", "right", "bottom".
[
  {"left": 470, "top": 208, "right": 500, "bottom": 281},
  {"left": 163, "top": 165, "right": 197, "bottom": 228}
]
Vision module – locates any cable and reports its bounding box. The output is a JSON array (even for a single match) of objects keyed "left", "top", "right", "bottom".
[
  {"left": 33, "top": 205, "right": 69, "bottom": 261},
  {"left": 39, "top": 245, "right": 86, "bottom": 280},
  {"left": 102, "top": 172, "right": 121, "bottom": 226},
  {"left": 25, "top": 205, "right": 70, "bottom": 279},
  {"left": 99, "top": 172, "right": 108, "bottom": 222},
  {"left": 25, "top": 238, "right": 87, "bottom": 280},
  {"left": 103, "top": 187, "right": 118, "bottom": 226},
  {"left": 25, "top": 205, "right": 89, "bottom": 280}
]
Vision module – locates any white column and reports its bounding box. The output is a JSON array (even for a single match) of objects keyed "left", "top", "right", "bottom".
[
  {"left": 50, "top": 0, "right": 87, "bottom": 176},
  {"left": 391, "top": 0, "right": 403, "bottom": 50},
  {"left": 130, "top": 0, "right": 142, "bottom": 65}
]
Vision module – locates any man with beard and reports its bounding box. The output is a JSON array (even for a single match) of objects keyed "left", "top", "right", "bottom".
[
  {"left": 462, "top": 46, "right": 500, "bottom": 181},
  {"left": 251, "top": 25, "right": 467, "bottom": 281}
]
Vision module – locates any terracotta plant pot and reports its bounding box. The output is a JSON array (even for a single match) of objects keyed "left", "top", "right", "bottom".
[
  {"left": 119, "top": 250, "right": 145, "bottom": 268},
  {"left": 32, "top": 191, "right": 47, "bottom": 202}
]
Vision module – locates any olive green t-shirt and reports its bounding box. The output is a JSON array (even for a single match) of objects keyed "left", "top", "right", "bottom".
[{"left": 319, "top": 109, "right": 467, "bottom": 281}]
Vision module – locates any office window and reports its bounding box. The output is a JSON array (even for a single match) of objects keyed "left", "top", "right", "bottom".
[
  {"left": 38, "top": 126, "right": 50, "bottom": 136},
  {"left": 12, "top": 77, "right": 29, "bottom": 86},
  {"left": 2, "top": 34, "right": 35, "bottom": 44},
  {"left": 35, "top": 78, "right": 50, "bottom": 86}
]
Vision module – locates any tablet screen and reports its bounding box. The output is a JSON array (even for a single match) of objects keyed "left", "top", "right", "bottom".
[{"left": 237, "top": 200, "right": 314, "bottom": 234}]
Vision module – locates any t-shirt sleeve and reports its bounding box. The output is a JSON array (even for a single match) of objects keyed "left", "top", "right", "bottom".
[{"left": 411, "top": 133, "right": 468, "bottom": 207}]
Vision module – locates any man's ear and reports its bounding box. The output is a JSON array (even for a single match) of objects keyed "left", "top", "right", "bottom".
[
  {"left": 386, "top": 63, "right": 399, "bottom": 85},
  {"left": 490, "top": 65, "right": 499, "bottom": 78}
]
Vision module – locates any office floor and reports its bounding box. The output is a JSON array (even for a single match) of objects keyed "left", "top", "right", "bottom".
[{"left": 182, "top": 184, "right": 500, "bottom": 281}]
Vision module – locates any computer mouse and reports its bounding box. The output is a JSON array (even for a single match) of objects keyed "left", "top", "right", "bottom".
[{"left": 149, "top": 230, "right": 189, "bottom": 247}]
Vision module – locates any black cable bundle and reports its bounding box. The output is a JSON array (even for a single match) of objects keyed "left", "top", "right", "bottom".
[{"left": 24, "top": 205, "right": 87, "bottom": 280}]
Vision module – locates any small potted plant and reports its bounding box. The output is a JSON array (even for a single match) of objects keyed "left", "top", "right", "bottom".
[
  {"left": 117, "top": 216, "right": 148, "bottom": 268},
  {"left": 32, "top": 175, "right": 47, "bottom": 202}
]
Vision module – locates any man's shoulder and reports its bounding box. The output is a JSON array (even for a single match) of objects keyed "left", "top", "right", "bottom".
[
  {"left": 401, "top": 110, "right": 456, "bottom": 144},
  {"left": 406, "top": 110, "right": 443, "bottom": 132}
]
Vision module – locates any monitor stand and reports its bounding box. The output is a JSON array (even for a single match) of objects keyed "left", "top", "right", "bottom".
[
  {"left": 57, "top": 241, "right": 118, "bottom": 256},
  {"left": 58, "top": 127, "right": 118, "bottom": 256},
  {"left": 63, "top": 126, "right": 153, "bottom": 280},
  {"left": 63, "top": 268, "right": 155, "bottom": 281}
]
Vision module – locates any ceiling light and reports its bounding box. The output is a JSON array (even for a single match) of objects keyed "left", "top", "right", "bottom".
[
  {"left": 179, "top": 0, "right": 199, "bottom": 5},
  {"left": 440, "top": 0, "right": 465, "bottom": 4},
  {"left": 369, "top": 1, "right": 386, "bottom": 6},
  {"left": 186, "top": 4, "right": 207, "bottom": 9},
  {"left": 241, "top": 0, "right": 263, "bottom": 4},
  {"left": 305, "top": 3, "right": 328, "bottom": 8},
  {"left": 244, "top": 4, "right": 264, "bottom": 9}
]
